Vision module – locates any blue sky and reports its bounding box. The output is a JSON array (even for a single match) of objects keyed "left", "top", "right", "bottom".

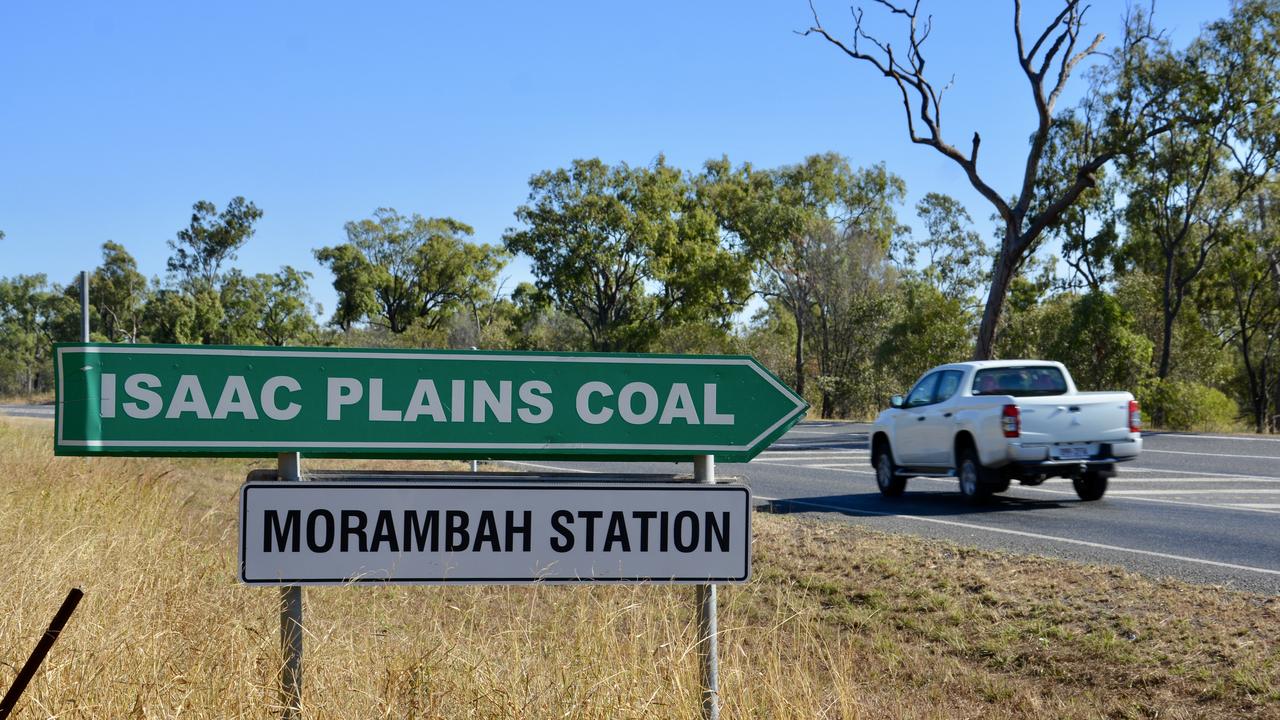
[{"left": 1, "top": 1, "right": 1227, "bottom": 319}]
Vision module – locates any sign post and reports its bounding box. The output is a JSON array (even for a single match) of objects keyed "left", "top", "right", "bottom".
[
  {"left": 54, "top": 343, "right": 808, "bottom": 719},
  {"left": 277, "top": 453, "right": 303, "bottom": 720},
  {"left": 694, "top": 454, "right": 719, "bottom": 720},
  {"left": 78, "top": 271, "right": 89, "bottom": 343}
]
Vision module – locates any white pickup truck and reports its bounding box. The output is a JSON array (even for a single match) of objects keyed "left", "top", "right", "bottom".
[{"left": 870, "top": 360, "right": 1142, "bottom": 501}]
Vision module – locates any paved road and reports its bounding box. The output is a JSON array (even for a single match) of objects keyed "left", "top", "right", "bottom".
[
  {"left": 5, "top": 405, "right": 1276, "bottom": 593},
  {"left": 0, "top": 403, "right": 54, "bottom": 419},
  {"left": 498, "top": 422, "right": 1280, "bottom": 594}
]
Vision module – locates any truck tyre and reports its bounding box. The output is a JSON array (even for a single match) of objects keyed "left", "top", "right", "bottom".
[
  {"left": 1073, "top": 471, "right": 1108, "bottom": 501},
  {"left": 957, "top": 446, "right": 994, "bottom": 501},
  {"left": 874, "top": 443, "right": 907, "bottom": 497}
]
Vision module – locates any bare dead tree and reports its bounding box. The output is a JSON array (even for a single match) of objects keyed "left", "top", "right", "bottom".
[{"left": 804, "top": 0, "right": 1171, "bottom": 359}]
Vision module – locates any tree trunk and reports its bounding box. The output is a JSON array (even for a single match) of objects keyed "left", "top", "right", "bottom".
[
  {"left": 793, "top": 318, "right": 805, "bottom": 397},
  {"left": 973, "top": 235, "right": 1018, "bottom": 361},
  {"left": 1157, "top": 256, "right": 1177, "bottom": 380},
  {"left": 819, "top": 311, "right": 832, "bottom": 418},
  {"left": 1265, "top": 354, "right": 1276, "bottom": 434},
  {"left": 1243, "top": 343, "right": 1264, "bottom": 434}
]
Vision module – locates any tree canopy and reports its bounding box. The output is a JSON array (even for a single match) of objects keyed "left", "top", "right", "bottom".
[
  {"left": 503, "top": 157, "right": 750, "bottom": 352},
  {"left": 167, "top": 197, "right": 263, "bottom": 290},
  {"left": 317, "top": 208, "right": 506, "bottom": 334}
]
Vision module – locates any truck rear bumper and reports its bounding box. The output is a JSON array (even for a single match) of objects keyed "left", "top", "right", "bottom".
[{"left": 1005, "top": 437, "right": 1142, "bottom": 466}]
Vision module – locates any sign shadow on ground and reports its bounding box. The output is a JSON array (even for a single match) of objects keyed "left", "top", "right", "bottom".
[{"left": 758, "top": 492, "right": 1070, "bottom": 518}]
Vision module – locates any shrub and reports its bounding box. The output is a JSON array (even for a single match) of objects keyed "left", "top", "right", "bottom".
[
  {"left": 1043, "top": 291, "right": 1152, "bottom": 392},
  {"left": 1136, "top": 378, "right": 1241, "bottom": 432}
]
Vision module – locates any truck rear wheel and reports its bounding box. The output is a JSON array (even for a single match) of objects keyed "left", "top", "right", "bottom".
[
  {"left": 874, "top": 444, "right": 907, "bottom": 497},
  {"left": 957, "top": 447, "right": 993, "bottom": 501},
  {"left": 1073, "top": 471, "right": 1108, "bottom": 501}
]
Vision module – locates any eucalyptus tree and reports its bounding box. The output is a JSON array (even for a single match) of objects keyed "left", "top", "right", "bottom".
[
  {"left": 1212, "top": 191, "right": 1280, "bottom": 432},
  {"left": 1119, "top": 0, "right": 1280, "bottom": 380},
  {"left": 1034, "top": 117, "right": 1122, "bottom": 292},
  {"left": 91, "top": 241, "right": 148, "bottom": 343},
  {"left": 805, "top": 0, "right": 1186, "bottom": 359},
  {"left": 504, "top": 157, "right": 750, "bottom": 352},
  {"left": 166, "top": 197, "right": 263, "bottom": 290},
  {"left": 809, "top": 222, "right": 901, "bottom": 417},
  {"left": 0, "top": 275, "right": 77, "bottom": 394},
  {"left": 899, "top": 192, "right": 989, "bottom": 305},
  {"left": 1043, "top": 291, "right": 1153, "bottom": 391},
  {"left": 221, "top": 266, "right": 319, "bottom": 346},
  {"left": 141, "top": 289, "right": 198, "bottom": 345},
  {"left": 703, "top": 154, "right": 905, "bottom": 396},
  {"left": 317, "top": 208, "right": 506, "bottom": 334}
]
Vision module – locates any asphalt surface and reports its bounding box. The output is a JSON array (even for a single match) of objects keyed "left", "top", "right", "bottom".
[
  {"left": 498, "top": 421, "right": 1280, "bottom": 595},
  {"left": 0, "top": 403, "right": 54, "bottom": 419},
  {"left": 5, "top": 404, "right": 1278, "bottom": 593}
]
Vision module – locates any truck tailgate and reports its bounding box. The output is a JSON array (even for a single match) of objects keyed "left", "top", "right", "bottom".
[{"left": 1017, "top": 393, "right": 1134, "bottom": 445}]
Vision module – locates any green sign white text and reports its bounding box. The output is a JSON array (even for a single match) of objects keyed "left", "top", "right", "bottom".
[{"left": 55, "top": 344, "right": 808, "bottom": 461}]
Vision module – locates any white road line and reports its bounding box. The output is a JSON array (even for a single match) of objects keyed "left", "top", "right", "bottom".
[
  {"left": 1156, "top": 433, "right": 1280, "bottom": 443},
  {"left": 767, "top": 443, "right": 865, "bottom": 449},
  {"left": 755, "top": 494, "right": 1280, "bottom": 577},
  {"left": 782, "top": 430, "right": 856, "bottom": 436},
  {"left": 1124, "top": 466, "right": 1280, "bottom": 480},
  {"left": 768, "top": 464, "right": 1269, "bottom": 486},
  {"left": 756, "top": 451, "right": 868, "bottom": 458},
  {"left": 752, "top": 453, "right": 875, "bottom": 458},
  {"left": 775, "top": 464, "right": 876, "bottom": 475},
  {"left": 1100, "top": 477, "right": 1280, "bottom": 484},
  {"left": 498, "top": 461, "right": 1280, "bottom": 523},
  {"left": 499, "top": 461, "right": 598, "bottom": 474},
  {"left": 907, "top": 477, "right": 1280, "bottom": 516},
  {"left": 1228, "top": 503, "right": 1280, "bottom": 509},
  {"left": 1109, "top": 489, "right": 1280, "bottom": 496},
  {"left": 755, "top": 462, "right": 873, "bottom": 473},
  {"left": 802, "top": 463, "right": 876, "bottom": 471},
  {"left": 751, "top": 461, "right": 871, "bottom": 471},
  {"left": 1144, "top": 449, "right": 1280, "bottom": 461}
]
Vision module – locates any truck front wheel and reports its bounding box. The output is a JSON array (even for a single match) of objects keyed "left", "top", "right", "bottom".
[
  {"left": 1073, "top": 471, "right": 1108, "bottom": 501},
  {"left": 874, "top": 444, "right": 907, "bottom": 497}
]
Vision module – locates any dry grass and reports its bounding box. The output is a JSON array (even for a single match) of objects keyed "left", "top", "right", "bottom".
[
  {"left": 1, "top": 417, "right": 1277, "bottom": 719},
  {"left": 0, "top": 391, "right": 53, "bottom": 405}
]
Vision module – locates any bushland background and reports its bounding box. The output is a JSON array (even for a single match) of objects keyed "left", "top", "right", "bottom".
[{"left": 3, "top": 1, "right": 1278, "bottom": 433}]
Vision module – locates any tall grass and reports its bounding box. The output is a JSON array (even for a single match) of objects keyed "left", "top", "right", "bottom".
[{"left": 2, "top": 417, "right": 1277, "bottom": 718}]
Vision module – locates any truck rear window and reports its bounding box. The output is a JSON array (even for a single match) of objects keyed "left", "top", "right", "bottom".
[{"left": 972, "top": 367, "right": 1068, "bottom": 397}]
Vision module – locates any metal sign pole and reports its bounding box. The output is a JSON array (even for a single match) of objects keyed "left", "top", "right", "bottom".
[
  {"left": 694, "top": 454, "right": 719, "bottom": 720},
  {"left": 277, "top": 452, "right": 303, "bottom": 719},
  {"left": 79, "top": 271, "right": 89, "bottom": 342}
]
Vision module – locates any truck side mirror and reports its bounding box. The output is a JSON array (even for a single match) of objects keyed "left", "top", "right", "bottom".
[{"left": 890, "top": 394, "right": 904, "bottom": 409}]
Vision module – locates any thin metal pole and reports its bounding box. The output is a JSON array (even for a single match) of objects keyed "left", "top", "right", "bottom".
[
  {"left": 79, "top": 270, "right": 90, "bottom": 342},
  {"left": 694, "top": 454, "right": 719, "bottom": 720},
  {"left": 0, "top": 588, "right": 84, "bottom": 720},
  {"left": 278, "top": 452, "right": 303, "bottom": 719}
]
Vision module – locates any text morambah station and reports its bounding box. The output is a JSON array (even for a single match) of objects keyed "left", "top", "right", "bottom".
[{"left": 240, "top": 483, "right": 753, "bottom": 585}]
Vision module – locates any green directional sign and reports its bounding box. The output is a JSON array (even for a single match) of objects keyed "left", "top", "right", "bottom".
[{"left": 54, "top": 343, "right": 808, "bottom": 461}]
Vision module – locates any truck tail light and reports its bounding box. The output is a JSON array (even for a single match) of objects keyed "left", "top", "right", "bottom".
[
  {"left": 1001, "top": 404, "right": 1020, "bottom": 438},
  {"left": 1129, "top": 400, "right": 1142, "bottom": 434}
]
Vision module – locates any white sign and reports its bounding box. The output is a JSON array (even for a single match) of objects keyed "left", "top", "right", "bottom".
[{"left": 239, "top": 480, "right": 752, "bottom": 585}]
